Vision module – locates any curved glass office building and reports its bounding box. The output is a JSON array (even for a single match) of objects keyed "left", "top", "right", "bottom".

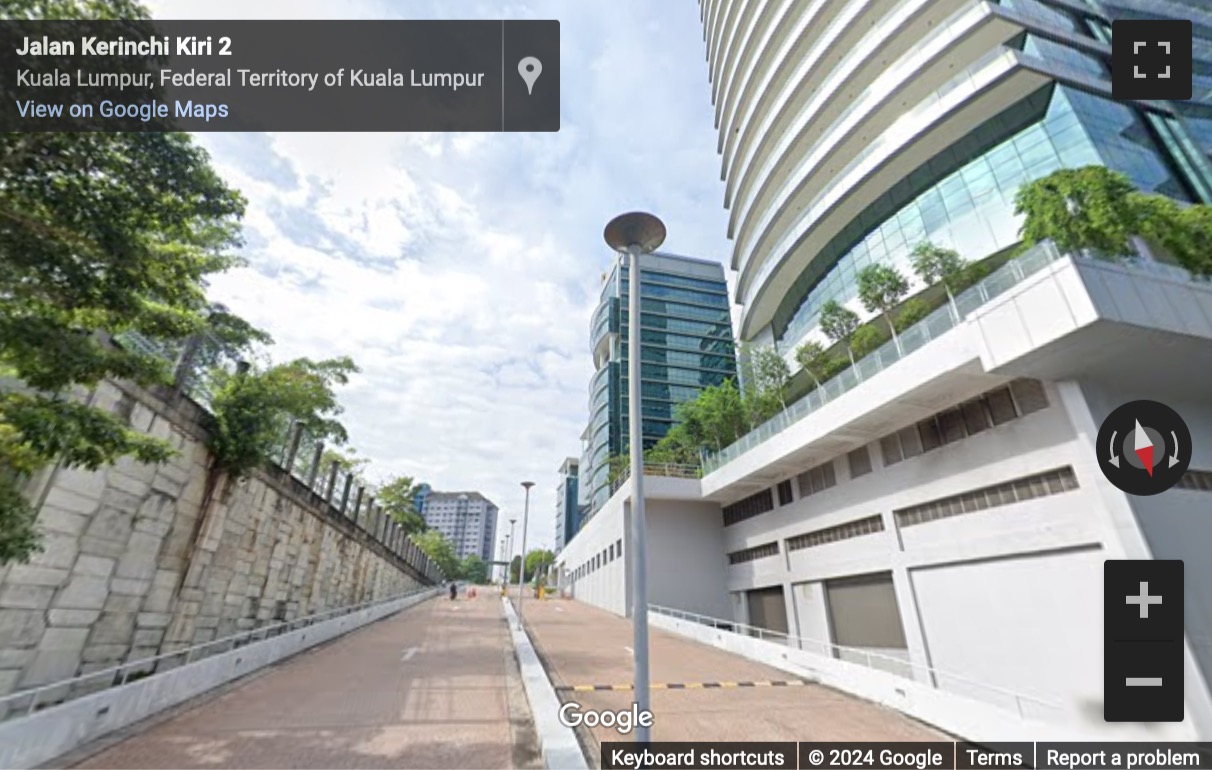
[
  {"left": 582, "top": 252, "right": 737, "bottom": 512},
  {"left": 702, "top": 0, "right": 1212, "bottom": 351}
]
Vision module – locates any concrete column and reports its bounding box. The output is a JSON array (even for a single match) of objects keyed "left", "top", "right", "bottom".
[{"left": 889, "top": 565, "right": 934, "bottom": 687}]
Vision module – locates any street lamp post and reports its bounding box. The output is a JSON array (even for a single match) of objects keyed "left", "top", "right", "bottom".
[
  {"left": 507, "top": 519, "right": 516, "bottom": 583},
  {"left": 498, "top": 537, "right": 507, "bottom": 584},
  {"left": 516, "top": 481, "right": 534, "bottom": 629},
  {"left": 604, "top": 211, "right": 665, "bottom": 744}
]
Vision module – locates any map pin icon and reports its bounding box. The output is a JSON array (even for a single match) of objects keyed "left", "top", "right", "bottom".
[{"left": 518, "top": 57, "right": 542, "bottom": 95}]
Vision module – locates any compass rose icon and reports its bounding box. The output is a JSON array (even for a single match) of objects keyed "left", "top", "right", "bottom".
[{"left": 1098, "top": 400, "right": 1191, "bottom": 495}]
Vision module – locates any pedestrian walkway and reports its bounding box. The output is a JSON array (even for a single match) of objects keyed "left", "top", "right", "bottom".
[
  {"left": 517, "top": 596, "right": 947, "bottom": 763},
  {"left": 68, "top": 592, "right": 539, "bottom": 769}
]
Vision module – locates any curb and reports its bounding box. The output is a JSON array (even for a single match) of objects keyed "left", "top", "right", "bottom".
[{"left": 503, "top": 597, "right": 589, "bottom": 770}]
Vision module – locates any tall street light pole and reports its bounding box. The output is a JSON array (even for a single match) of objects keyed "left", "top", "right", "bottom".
[
  {"left": 604, "top": 211, "right": 665, "bottom": 744},
  {"left": 498, "top": 537, "right": 507, "bottom": 584},
  {"left": 516, "top": 482, "right": 534, "bottom": 629},
  {"left": 507, "top": 519, "right": 516, "bottom": 583}
]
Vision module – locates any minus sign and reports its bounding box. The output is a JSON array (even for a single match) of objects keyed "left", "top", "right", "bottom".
[{"left": 1126, "top": 677, "right": 1164, "bottom": 686}]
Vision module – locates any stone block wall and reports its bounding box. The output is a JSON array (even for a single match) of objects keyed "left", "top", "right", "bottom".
[{"left": 0, "top": 379, "right": 435, "bottom": 700}]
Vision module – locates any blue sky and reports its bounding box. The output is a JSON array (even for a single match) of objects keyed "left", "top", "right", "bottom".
[{"left": 144, "top": 0, "right": 733, "bottom": 551}]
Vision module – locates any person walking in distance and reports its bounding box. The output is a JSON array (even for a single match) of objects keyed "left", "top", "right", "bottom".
[{"left": 449, "top": 582, "right": 457, "bottom": 601}]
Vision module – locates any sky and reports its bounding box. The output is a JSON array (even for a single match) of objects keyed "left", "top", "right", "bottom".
[{"left": 143, "top": 0, "right": 734, "bottom": 553}]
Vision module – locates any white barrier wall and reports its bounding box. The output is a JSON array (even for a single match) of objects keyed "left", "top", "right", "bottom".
[
  {"left": 0, "top": 589, "right": 439, "bottom": 770},
  {"left": 651, "top": 613, "right": 1198, "bottom": 743},
  {"left": 559, "top": 477, "right": 729, "bottom": 619}
]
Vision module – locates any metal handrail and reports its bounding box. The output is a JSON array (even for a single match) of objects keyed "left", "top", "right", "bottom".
[
  {"left": 0, "top": 586, "right": 439, "bottom": 720},
  {"left": 609, "top": 462, "right": 702, "bottom": 494},
  {"left": 650, "top": 603, "right": 1061, "bottom": 719}
]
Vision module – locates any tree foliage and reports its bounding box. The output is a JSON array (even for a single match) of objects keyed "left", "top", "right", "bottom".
[
  {"left": 850, "top": 324, "right": 886, "bottom": 358},
  {"left": 524, "top": 548, "right": 555, "bottom": 584},
  {"left": 379, "top": 474, "right": 426, "bottom": 535},
  {"left": 818, "top": 300, "right": 861, "bottom": 366},
  {"left": 1015, "top": 165, "right": 1212, "bottom": 277},
  {"left": 1014, "top": 166, "right": 1140, "bottom": 259},
  {"left": 744, "top": 345, "right": 790, "bottom": 414},
  {"left": 0, "top": 0, "right": 259, "bottom": 565},
  {"left": 856, "top": 264, "right": 910, "bottom": 343},
  {"left": 896, "top": 298, "right": 933, "bottom": 330},
  {"left": 794, "top": 340, "right": 833, "bottom": 390},
  {"left": 206, "top": 357, "right": 358, "bottom": 478},
  {"left": 460, "top": 554, "right": 488, "bottom": 584},
  {"left": 415, "top": 529, "right": 461, "bottom": 581}
]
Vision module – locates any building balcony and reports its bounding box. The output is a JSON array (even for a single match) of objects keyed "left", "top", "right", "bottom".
[{"left": 702, "top": 242, "right": 1212, "bottom": 500}]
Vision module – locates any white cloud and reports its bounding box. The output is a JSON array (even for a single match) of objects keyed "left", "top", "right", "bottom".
[{"left": 144, "top": 0, "right": 733, "bottom": 551}]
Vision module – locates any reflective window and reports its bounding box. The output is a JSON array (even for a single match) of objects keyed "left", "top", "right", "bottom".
[{"left": 775, "top": 86, "right": 1192, "bottom": 349}]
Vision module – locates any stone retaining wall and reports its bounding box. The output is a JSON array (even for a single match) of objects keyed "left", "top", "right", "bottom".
[{"left": 0, "top": 378, "right": 432, "bottom": 701}]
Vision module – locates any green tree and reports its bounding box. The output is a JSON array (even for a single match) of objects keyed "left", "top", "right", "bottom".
[
  {"left": 794, "top": 340, "right": 833, "bottom": 393},
  {"left": 415, "top": 529, "right": 461, "bottom": 581},
  {"left": 460, "top": 554, "right": 489, "bottom": 585},
  {"left": 525, "top": 549, "right": 556, "bottom": 585},
  {"left": 645, "top": 424, "right": 700, "bottom": 466},
  {"left": 818, "top": 300, "right": 862, "bottom": 367},
  {"left": 1134, "top": 194, "right": 1212, "bottom": 277},
  {"left": 379, "top": 474, "right": 427, "bottom": 535},
  {"left": 1013, "top": 165, "right": 1140, "bottom": 259},
  {"left": 0, "top": 0, "right": 258, "bottom": 564},
  {"left": 206, "top": 357, "right": 358, "bottom": 478},
  {"left": 746, "top": 345, "right": 791, "bottom": 413},
  {"left": 909, "top": 242, "right": 968, "bottom": 321},
  {"left": 6, "top": 0, "right": 151, "bottom": 20},
  {"left": 607, "top": 453, "right": 629, "bottom": 485},
  {"left": 695, "top": 379, "right": 750, "bottom": 450},
  {"left": 856, "top": 264, "right": 910, "bottom": 348}
]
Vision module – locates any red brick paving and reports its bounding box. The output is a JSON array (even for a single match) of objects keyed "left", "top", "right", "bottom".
[
  {"left": 517, "top": 595, "right": 947, "bottom": 764},
  {"left": 70, "top": 592, "right": 536, "bottom": 769}
]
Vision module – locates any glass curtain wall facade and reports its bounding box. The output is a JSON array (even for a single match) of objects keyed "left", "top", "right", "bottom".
[
  {"left": 555, "top": 458, "right": 581, "bottom": 549},
  {"left": 583, "top": 252, "right": 737, "bottom": 512},
  {"left": 701, "top": 0, "right": 1212, "bottom": 357}
]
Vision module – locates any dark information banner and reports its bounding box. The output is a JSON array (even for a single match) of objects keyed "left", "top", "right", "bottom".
[
  {"left": 597, "top": 743, "right": 1212, "bottom": 770},
  {"left": 0, "top": 20, "right": 560, "bottom": 131}
]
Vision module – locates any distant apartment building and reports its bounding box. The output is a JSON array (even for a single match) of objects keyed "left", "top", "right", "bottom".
[
  {"left": 581, "top": 251, "right": 738, "bottom": 513},
  {"left": 555, "top": 457, "right": 581, "bottom": 550},
  {"left": 421, "top": 491, "right": 498, "bottom": 562}
]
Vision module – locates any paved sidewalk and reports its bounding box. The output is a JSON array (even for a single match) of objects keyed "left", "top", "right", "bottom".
[
  {"left": 517, "top": 595, "right": 946, "bottom": 763},
  {"left": 68, "top": 592, "right": 539, "bottom": 769}
]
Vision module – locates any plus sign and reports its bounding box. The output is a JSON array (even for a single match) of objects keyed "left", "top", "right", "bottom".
[{"left": 1127, "top": 581, "right": 1163, "bottom": 618}]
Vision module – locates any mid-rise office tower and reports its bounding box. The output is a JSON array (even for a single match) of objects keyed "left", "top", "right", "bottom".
[
  {"left": 560, "top": 0, "right": 1212, "bottom": 743},
  {"left": 420, "top": 491, "right": 498, "bottom": 562},
  {"left": 555, "top": 457, "right": 581, "bottom": 550},
  {"left": 582, "top": 251, "right": 738, "bottom": 513}
]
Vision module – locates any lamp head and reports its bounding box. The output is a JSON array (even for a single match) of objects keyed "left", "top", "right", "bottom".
[
  {"left": 521, "top": 481, "right": 535, "bottom": 490},
  {"left": 604, "top": 212, "right": 666, "bottom": 254}
]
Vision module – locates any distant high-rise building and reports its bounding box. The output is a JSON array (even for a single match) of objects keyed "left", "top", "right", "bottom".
[
  {"left": 413, "top": 482, "right": 432, "bottom": 516},
  {"left": 555, "top": 457, "right": 580, "bottom": 550},
  {"left": 420, "top": 491, "right": 498, "bottom": 562},
  {"left": 582, "top": 251, "right": 738, "bottom": 513}
]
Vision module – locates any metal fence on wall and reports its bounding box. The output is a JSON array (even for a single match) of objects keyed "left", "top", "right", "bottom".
[{"left": 115, "top": 328, "right": 443, "bottom": 585}]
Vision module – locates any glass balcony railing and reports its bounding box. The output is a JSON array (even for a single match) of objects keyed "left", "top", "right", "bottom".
[{"left": 703, "top": 241, "right": 1185, "bottom": 475}]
